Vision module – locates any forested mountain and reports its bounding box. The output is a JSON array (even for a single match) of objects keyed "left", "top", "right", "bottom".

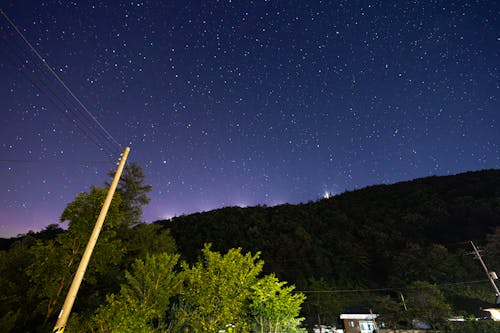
[
  {"left": 158, "top": 169, "right": 500, "bottom": 326},
  {"left": 1, "top": 168, "right": 499, "bottom": 332},
  {"left": 159, "top": 169, "right": 500, "bottom": 286}
]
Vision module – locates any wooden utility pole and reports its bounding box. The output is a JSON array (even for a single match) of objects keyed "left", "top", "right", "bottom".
[
  {"left": 400, "top": 292, "right": 408, "bottom": 311},
  {"left": 52, "top": 147, "right": 130, "bottom": 333},
  {"left": 470, "top": 241, "right": 500, "bottom": 304}
]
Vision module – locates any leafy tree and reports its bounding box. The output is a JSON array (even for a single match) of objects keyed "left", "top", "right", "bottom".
[
  {"left": 0, "top": 236, "right": 36, "bottom": 332},
  {"left": 485, "top": 226, "right": 500, "bottom": 272},
  {"left": 25, "top": 186, "right": 125, "bottom": 328},
  {"left": 175, "top": 245, "right": 263, "bottom": 332},
  {"left": 107, "top": 162, "right": 152, "bottom": 228},
  {"left": 0, "top": 310, "right": 18, "bottom": 333},
  {"left": 250, "top": 274, "right": 306, "bottom": 333},
  {"left": 302, "top": 278, "right": 341, "bottom": 329},
  {"left": 374, "top": 294, "right": 405, "bottom": 329},
  {"left": 121, "top": 223, "right": 177, "bottom": 265},
  {"left": 390, "top": 244, "right": 464, "bottom": 286},
  {"left": 444, "top": 320, "right": 500, "bottom": 333},
  {"left": 93, "top": 252, "right": 182, "bottom": 332},
  {"left": 2, "top": 165, "right": 152, "bottom": 332},
  {"left": 31, "top": 223, "right": 64, "bottom": 241},
  {"left": 405, "top": 281, "right": 451, "bottom": 330}
]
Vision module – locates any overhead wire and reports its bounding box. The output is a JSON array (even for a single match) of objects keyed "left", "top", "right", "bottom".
[
  {"left": 0, "top": 14, "right": 118, "bottom": 158},
  {"left": 0, "top": 8, "right": 123, "bottom": 157},
  {"left": 0, "top": 8, "right": 122, "bottom": 150},
  {"left": 0, "top": 39, "right": 117, "bottom": 160},
  {"left": 0, "top": 159, "right": 110, "bottom": 165},
  {"left": 0, "top": 50, "right": 113, "bottom": 160},
  {"left": 297, "top": 279, "right": 492, "bottom": 294}
]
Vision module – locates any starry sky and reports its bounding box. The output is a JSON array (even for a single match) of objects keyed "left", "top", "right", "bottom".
[{"left": 1, "top": 1, "right": 499, "bottom": 238}]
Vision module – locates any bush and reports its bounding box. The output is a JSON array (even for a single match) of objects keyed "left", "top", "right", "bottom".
[{"left": 444, "top": 320, "right": 500, "bottom": 333}]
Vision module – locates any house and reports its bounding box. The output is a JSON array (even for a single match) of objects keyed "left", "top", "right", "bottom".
[{"left": 340, "top": 307, "right": 378, "bottom": 333}]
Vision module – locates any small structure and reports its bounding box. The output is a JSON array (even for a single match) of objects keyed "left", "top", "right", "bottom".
[
  {"left": 340, "top": 307, "right": 378, "bottom": 333},
  {"left": 313, "top": 324, "right": 337, "bottom": 333},
  {"left": 483, "top": 306, "right": 500, "bottom": 321}
]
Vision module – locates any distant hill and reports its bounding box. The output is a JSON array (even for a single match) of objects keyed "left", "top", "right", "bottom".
[
  {"left": 158, "top": 169, "right": 500, "bottom": 288},
  {"left": 0, "top": 223, "right": 64, "bottom": 251}
]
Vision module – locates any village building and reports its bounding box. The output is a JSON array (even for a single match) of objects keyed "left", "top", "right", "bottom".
[{"left": 340, "top": 308, "right": 378, "bottom": 333}]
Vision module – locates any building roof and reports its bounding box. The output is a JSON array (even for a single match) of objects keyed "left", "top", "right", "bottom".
[{"left": 340, "top": 314, "right": 378, "bottom": 320}]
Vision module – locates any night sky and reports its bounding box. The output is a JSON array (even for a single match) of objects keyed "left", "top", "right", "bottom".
[{"left": 1, "top": 1, "right": 499, "bottom": 238}]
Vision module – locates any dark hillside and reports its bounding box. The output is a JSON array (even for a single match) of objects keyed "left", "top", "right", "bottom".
[
  {"left": 0, "top": 223, "right": 64, "bottom": 251},
  {"left": 158, "top": 169, "right": 500, "bottom": 288}
]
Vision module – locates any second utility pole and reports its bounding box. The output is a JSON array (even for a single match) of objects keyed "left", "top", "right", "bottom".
[{"left": 470, "top": 240, "right": 500, "bottom": 304}]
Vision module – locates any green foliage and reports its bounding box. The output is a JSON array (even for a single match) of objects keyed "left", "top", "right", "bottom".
[
  {"left": 107, "top": 162, "right": 152, "bottom": 228},
  {"left": 485, "top": 226, "right": 500, "bottom": 272},
  {"left": 0, "top": 224, "right": 63, "bottom": 251},
  {"left": 122, "top": 253, "right": 182, "bottom": 316},
  {"left": 0, "top": 310, "right": 19, "bottom": 333},
  {"left": 0, "top": 163, "right": 157, "bottom": 332},
  {"left": 175, "top": 245, "right": 263, "bottom": 332},
  {"left": 442, "top": 283, "right": 495, "bottom": 317},
  {"left": 389, "top": 243, "right": 466, "bottom": 286},
  {"left": 374, "top": 294, "right": 405, "bottom": 329},
  {"left": 405, "top": 281, "right": 452, "bottom": 329},
  {"left": 443, "top": 320, "right": 500, "bottom": 333},
  {"left": 162, "top": 169, "right": 500, "bottom": 323},
  {"left": 121, "top": 223, "right": 177, "bottom": 264},
  {"left": 250, "top": 274, "right": 306, "bottom": 333},
  {"left": 93, "top": 252, "right": 182, "bottom": 332},
  {"left": 301, "top": 278, "right": 342, "bottom": 328},
  {"left": 26, "top": 239, "right": 70, "bottom": 323},
  {"left": 0, "top": 237, "right": 36, "bottom": 331},
  {"left": 91, "top": 246, "right": 305, "bottom": 333},
  {"left": 24, "top": 186, "right": 125, "bottom": 327},
  {"left": 94, "top": 294, "right": 158, "bottom": 333},
  {"left": 61, "top": 186, "right": 124, "bottom": 231},
  {"left": 58, "top": 186, "right": 125, "bottom": 281},
  {"left": 65, "top": 312, "right": 94, "bottom": 333}
]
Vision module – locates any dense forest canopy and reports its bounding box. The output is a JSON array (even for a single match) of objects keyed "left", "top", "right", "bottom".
[
  {"left": 157, "top": 169, "right": 500, "bottom": 328},
  {"left": 160, "top": 169, "right": 500, "bottom": 286}
]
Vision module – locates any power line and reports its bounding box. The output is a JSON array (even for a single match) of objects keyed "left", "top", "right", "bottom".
[
  {"left": 0, "top": 8, "right": 122, "bottom": 151},
  {"left": 297, "top": 279, "right": 491, "bottom": 294},
  {"left": 0, "top": 159, "right": 111, "bottom": 165},
  {"left": 299, "top": 287, "right": 398, "bottom": 294},
  {"left": 0, "top": 34, "right": 118, "bottom": 159}
]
